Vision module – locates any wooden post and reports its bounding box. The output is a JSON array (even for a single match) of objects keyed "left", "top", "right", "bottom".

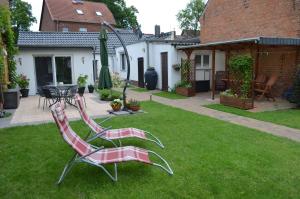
[{"left": 212, "top": 49, "right": 216, "bottom": 100}]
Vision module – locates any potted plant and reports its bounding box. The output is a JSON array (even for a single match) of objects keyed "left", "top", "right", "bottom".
[
  {"left": 88, "top": 84, "right": 94, "bottom": 93},
  {"left": 175, "top": 81, "right": 195, "bottom": 97},
  {"left": 18, "top": 74, "right": 30, "bottom": 98},
  {"left": 128, "top": 99, "right": 141, "bottom": 111},
  {"left": 77, "top": 75, "right": 88, "bottom": 96},
  {"left": 110, "top": 99, "right": 122, "bottom": 112},
  {"left": 220, "top": 55, "right": 254, "bottom": 110}
]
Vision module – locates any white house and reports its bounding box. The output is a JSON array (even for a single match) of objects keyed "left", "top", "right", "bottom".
[
  {"left": 114, "top": 30, "right": 226, "bottom": 92},
  {"left": 16, "top": 31, "right": 140, "bottom": 95}
]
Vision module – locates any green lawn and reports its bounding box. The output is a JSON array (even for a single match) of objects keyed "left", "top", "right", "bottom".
[
  {"left": 131, "top": 87, "right": 149, "bottom": 92},
  {"left": 1, "top": 101, "right": 300, "bottom": 198},
  {"left": 205, "top": 104, "right": 300, "bottom": 130},
  {"left": 153, "top": 91, "right": 187, "bottom": 99}
]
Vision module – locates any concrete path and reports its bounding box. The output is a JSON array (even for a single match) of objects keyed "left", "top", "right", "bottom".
[{"left": 125, "top": 89, "right": 300, "bottom": 142}]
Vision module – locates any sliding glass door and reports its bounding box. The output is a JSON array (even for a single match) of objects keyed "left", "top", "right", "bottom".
[
  {"left": 55, "top": 56, "right": 72, "bottom": 84},
  {"left": 35, "top": 57, "right": 54, "bottom": 88}
]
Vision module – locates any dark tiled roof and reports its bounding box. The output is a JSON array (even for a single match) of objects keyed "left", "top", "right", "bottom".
[
  {"left": 43, "top": 0, "right": 116, "bottom": 25},
  {"left": 18, "top": 31, "right": 140, "bottom": 55}
]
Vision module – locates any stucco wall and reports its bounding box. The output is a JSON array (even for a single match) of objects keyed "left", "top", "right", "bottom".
[
  {"left": 16, "top": 48, "right": 96, "bottom": 95},
  {"left": 115, "top": 42, "right": 181, "bottom": 90}
]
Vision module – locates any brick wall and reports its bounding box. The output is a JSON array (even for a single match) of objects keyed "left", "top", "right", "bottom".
[
  {"left": 40, "top": 5, "right": 56, "bottom": 31},
  {"left": 200, "top": 0, "right": 300, "bottom": 43},
  {"left": 0, "top": 0, "right": 8, "bottom": 6},
  {"left": 57, "top": 21, "right": 102, "bottom": 32}
]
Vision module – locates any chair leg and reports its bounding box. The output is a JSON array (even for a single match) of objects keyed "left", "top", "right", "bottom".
[
  {"left": 57, "top": 154, "right": 78, "bottom": 185},
  {"left": 43, "top": 98, "right": 46, "bottom": 110},
  {"left": 38, "top": 97, "right": 41, "bottom": 108},
  {"left": 83, "top": 96, "right": 87, "bottom": 107}
]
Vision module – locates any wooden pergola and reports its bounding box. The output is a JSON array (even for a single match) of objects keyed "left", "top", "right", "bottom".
[{"left": 177, "top": 37, "right": 300, "bottom": 101}]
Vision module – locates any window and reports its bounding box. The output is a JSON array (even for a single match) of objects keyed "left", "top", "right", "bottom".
[
  {"left": 79, "top": 27, "right": 87, "bottom": 32},
  {"left": 203, "top": 55, "right": 210, "bottom": 68},
  {"left": 62, "top": 27, "right": 69, "bottom": 32},
  {"left": 194, "top": 54, "right": 210, "bottom": 68},
  {"left": 76, "top": 9, "right": 83, "bottom": 15},
  {"left": 96, "top": 11, "right": 102, "bottom": 16},
  {"left": 55, "top": 57, "right": 72, "bottom": 84},
  {"left": 120, "top": 53, "right": 126, "bottom": 71}
]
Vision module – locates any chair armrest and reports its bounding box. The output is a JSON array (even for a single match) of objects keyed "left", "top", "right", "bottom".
[{"left": 86, "top": 126, "right": 112, "bottom": 143}]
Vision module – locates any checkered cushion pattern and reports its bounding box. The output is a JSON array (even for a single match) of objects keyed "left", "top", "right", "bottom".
[
  {"left": 51, "top": 103, "right": 93, "bottom": 156},
  {"left": 74, "top": 94, "right": 147, "bottom": 140},
  {"left": 104, "top": 128, "right": 146, "bottom": 140},
  {"left": 87, "top": 146, "right": 151, "bottom": 164},
  {"left": 75, "top": 94, "right": 104, "bottom": 132},
  {"left": 51, "top": 102, "right": 151, "bottom": 165}
]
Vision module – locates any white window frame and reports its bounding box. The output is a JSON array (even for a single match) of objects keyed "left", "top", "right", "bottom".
[
  {"left": 195, "top": 54, "right": 210, "bottom": 69},
  {"left": 96, "top": 11, "right": 102, "bottom": 16},
  {"left": 76, "top": 9, "right": 84, "bottom": 15},
  {"left": 79, "top": 27, "right": 87, "bottom": 32},
  {"left": 120, "top": 53, "right": 127, "bottom": 71},
  {"left": 62, "top": 27, "right": 69, "bottom": 32}
]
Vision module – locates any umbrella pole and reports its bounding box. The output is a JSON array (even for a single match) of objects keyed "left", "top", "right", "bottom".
[{"left": 101, "top": 21, "right": 130, "bottom": 111}]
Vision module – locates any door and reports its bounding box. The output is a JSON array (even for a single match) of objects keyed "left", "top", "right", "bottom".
[
  {"left": 55, "top": 56, "right": 72, "bottom": 84},
  {"left": 161, "top": 52, "right": 168, "bottom": 91},
  {"left": 35, "top": 57, "right": 54, "bottom": 88},
  {"left": 138, "top": 57, "right": 144, "bottom": 88}
]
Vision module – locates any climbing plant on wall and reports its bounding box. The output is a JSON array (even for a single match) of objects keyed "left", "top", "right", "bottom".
[{"left": 0, "top": 5, "right": 17, "bottom": 88}]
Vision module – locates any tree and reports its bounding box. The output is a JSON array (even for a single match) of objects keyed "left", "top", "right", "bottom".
[
  {"left": 10, "top": 0, "right": 36, "bottom": 42},
  {"left": 86, "top": 0, "right": 139, "bottom": 29},
  {"left": 177, "top": 0, "right": 205, "bottom": 31}
]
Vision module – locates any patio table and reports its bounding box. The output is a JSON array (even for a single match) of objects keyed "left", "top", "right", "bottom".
[{"left": 44, "top": 84, "right": 78, "bottom": 107}]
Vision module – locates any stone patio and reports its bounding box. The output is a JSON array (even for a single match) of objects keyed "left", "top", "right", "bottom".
[{"left": 0, "top": 93, "right": 110, "bottom": 128}]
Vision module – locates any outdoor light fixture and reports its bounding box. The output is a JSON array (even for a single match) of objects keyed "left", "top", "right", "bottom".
[
  {"left": 18, "top": 57, "right": 22, "bottom": 66},
  {"left": 81, "top": 57, "right": 85, "bottom": 64}
]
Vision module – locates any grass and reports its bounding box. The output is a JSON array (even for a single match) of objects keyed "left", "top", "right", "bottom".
[
  {"left": 1, "top": 101, "right": 300, "bottom": 198},
  {"left": 153, "top": 91, "right": 187, "bottom": 99},
  {"left": 205, "top": 103, "right": 300, "bottom": 130},
  {"left": 131, "top": 87, "right": 149, "bottom": 92}
]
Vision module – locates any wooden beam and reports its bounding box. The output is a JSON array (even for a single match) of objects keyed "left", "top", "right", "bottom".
[{"left": 211, "top": 49, "right": 216, "bottom": 100}]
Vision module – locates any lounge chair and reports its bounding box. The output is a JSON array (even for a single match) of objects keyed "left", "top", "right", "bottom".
[
  {"left": 74, "top": 94, "right": 164, "bottom": 148},
  {"left": 50, "top": 103, "right": 173, "bottom": 184},
  {"left": 255, "top": 74, "right": 278, "bottom": 101}
]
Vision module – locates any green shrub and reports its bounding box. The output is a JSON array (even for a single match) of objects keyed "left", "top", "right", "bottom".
[
  {"left": 228, "top": 55, "right": 253, "bottom": 98},
  {"left": 77, "top": 74, "right": 88, "bottom": 87},
  {"left": 17, "top": 74, "right": 29, "bottom": 89},
  {"left": 111, "top": 73, "right": 124, "bottom": 88}
]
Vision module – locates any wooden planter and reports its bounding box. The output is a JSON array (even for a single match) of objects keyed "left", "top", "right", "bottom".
[
  {"left": 176, "top": 87, "right": 195, "bottom": 97},
  {"left": 220, "top": 95, "right": 253, "bottom": 110}
]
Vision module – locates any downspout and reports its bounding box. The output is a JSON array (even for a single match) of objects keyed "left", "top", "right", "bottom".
[
  {"left": 92, "top": 46, "right": 96, "bottom": 82},
  {"left": 146, "top": 41, "right": 150, "bottom": 68}
]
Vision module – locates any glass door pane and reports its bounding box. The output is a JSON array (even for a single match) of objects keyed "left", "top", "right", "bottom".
[
  {"left": 55, "top": 57, "right": 72, "bottom": 84},
  {"left": 35, "top": 57, "right": 53, "bottom": 88}
]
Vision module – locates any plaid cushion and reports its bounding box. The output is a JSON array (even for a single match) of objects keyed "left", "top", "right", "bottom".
[
  {"left": 103, "top": 128, "right": 146, "bottom": 140},
  {"left": 87, "top": 146, "right": 151, "bottom": 164},
  {"left": 51, "top": 103, "right": 93, "bottom": 156},
  {"left": 75, "top": 94, "right": 104, "bottom": 133}
]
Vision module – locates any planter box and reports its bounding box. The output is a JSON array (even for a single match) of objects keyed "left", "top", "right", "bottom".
[
  {"left": 3, "top": 89, "right": 20, "bottom": 109},
  {"left": 176, "top": 87, "right": 195, "bottom": 97},
  {"left": 220, "top": 95, "right": 253, "bottom": 110}
]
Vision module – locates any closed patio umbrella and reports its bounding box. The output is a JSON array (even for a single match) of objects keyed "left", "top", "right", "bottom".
[{"left": 98, "top": 29, "right": 112, "bottom": 90}]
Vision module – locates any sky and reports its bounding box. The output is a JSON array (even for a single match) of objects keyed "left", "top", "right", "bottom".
[{"left": 22, "top": 0, "right": 207, "bottom": 34}]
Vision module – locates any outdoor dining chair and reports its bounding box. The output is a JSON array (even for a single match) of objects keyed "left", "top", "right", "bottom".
[
  {"left": 51, "top": 103, "right": 173, "bottom": 184},
  {"left": 37, "top": 87, "right": 45, "bottom": 109},
  {"left": 42, "top": 87, "right": 60, "bottom": 110},
  {"left": 64, "top": 85, "right": 78, "bottom": 107},
  {"left": 74, "top": 94, "right": 164, "bottom": 148},
  {"left": 255, "top": 74, "right": 278, "bottom": 101}
]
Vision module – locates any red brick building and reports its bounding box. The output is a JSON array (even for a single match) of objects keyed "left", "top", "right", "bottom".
[
  {"left": 0, "top": 0, "right": 9, "bottom": 7},
  {"left": 39, "top": 0, "right": 116, "bottom": 32},
  {"left": 178, "top": 0, "right": 300, "bottom": 101}
]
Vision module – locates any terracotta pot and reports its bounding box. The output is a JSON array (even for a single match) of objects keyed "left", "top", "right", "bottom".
[
  {"left": 130, "top": 105, "right": 140, "bottom": 112},
  {"left": 220, "top": 95, "right": 253, "bottom": 110},
  {"left": 176, "top": 87, "right": 195, "bottom": 97}
]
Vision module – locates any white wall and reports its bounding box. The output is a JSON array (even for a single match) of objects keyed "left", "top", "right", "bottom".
[
  {"left": 179, "top": 50, "right": 225, "bottom": 89},
  {"left": 16, "top": 48, "right": 95, "bottom": 95},
  {"left": 115, "top": 42, "right": 181, "bottom": 90}
]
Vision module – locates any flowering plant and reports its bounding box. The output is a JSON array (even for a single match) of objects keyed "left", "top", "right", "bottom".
[{"left": 17, "top": 74, "right": 30, "bottom": 89}]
